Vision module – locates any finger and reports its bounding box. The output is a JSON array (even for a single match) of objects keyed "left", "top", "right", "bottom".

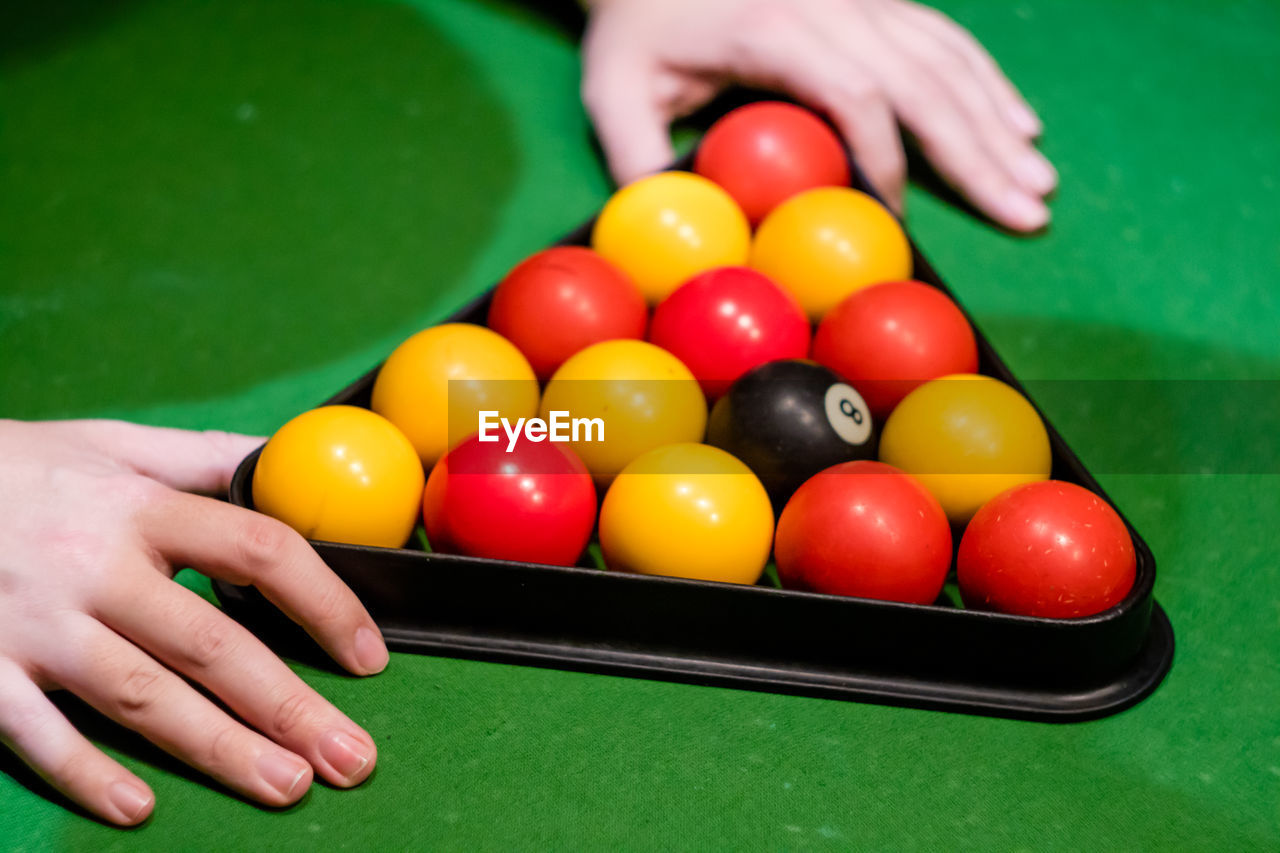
[
  {"left": 68, "top": 419, "right": 262, "bottom": 495},
  {"left": 798, "top": 1, "right": 1042, "bottom": 226},
  {"left": 897, "top": 83, "right": 1049, "bottom": 230},
  {"left": 136, "top": 491, "right": 389, "bottom": 677},
  {"left": 581, "top": 48, "right": 677, "bottom": 184},
  {"left": 894, "top": 1, "right": 1042, "bottom": 138},
  {"left": 877, "top": 20, "right": 1056, "bottom": 196},
  {"left": 720, "top": 16, "right": 907, "bottom": 209},
  {"left": 45, "top": 619, "right": 314, "bottom": 807},
  {"left": 791, "top": 1, "right": 1045, "bottom": 228},
  {"left": 98, "top": 576, "right": 376, "bottom": 788},
  {"left": 856, "top": 48, "right": 1047, "bottom": 231},
  {"left": 0, "top": 660, "right": 154, "bottom": 826},
  {"left": 656, "top": 71, "right": 721, "bottom": 121},
  {"left": 815, "top": 72, "right": 907, "bottom": 212}
]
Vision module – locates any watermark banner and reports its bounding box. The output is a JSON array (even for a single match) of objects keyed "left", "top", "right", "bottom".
[{"left": 442, "top": 378, "right": 1280, "bottom": 475}]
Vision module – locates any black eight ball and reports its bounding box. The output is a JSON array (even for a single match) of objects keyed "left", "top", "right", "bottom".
[{"left": 707, "top": 359, "right": 877, "bottom": 507}]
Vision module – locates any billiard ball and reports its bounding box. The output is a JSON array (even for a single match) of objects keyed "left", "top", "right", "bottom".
[
  {"left": 591, "top": 171, "right": 751, "bottom": 303},
  {"left": 878, "top": 374, "right": 1051, "bottom": 523},
  {"left": 539, "top": 339, "right": 707, "bottom": 484},
  {"left": 253, "top": 405, "right": 424, "bottom": 548},
  {"left": 423, "top": 432, "right": 597, "bottom": 567},
  {"left": 695, "top": 101, "right": 850, "bottom": 224},
  {"left": 958, "top": 480, "right": 1137, "bottom": 618},
  {"left": 599, "top": 443, "right": 773, "bottom": 584},
  {"left": 371, "top": 323, "right": 539, "bottom": 466},
  {"left": 707, "top": 360, "right": 876, "bottom": 506},
  {"left": 812, "top": 280, "right": 978, "bottom": 418},
  {"left": 487, "top": 246, "right": 647, "bottom": 380},
  {"left": 648, "top": 266, "right": 810, "bottom": 399},
  {"left": 775, "top": 460, "right": 952, "bottom": 604},
  {"left": 750, "top": 186, "right": 912, "bottom": 321}
]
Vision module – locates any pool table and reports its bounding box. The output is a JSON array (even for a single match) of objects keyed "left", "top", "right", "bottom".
[{"left": 2, "top": 0, "right": 1278, "bottom": 848}]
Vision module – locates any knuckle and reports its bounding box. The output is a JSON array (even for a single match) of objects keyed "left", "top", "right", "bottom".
[
  {"left": 75, "top": 560, "right": 129, "bottom": 602},
  {"left": 270, "top": 690, "right": 319, "bottom": 738},
  {"left": 309, "top": 582, "right": 351, "bottom": 631},
  {"left": 236, "top": 516, "right": 296, "bottom": 577},
  {"left": 184, "top": 617, "right": 238, "bottom": 671},
  {"left": 203, "top": 723, "right": 242, "bottom": 770},
  {"left": 110, "top": 473, "right": 168, "bottom": 511},
  {"left": 834, "top": 76, "right": 886, "bottom": 112},
  {"left": 50, "top": 749, "right": 93, "bottom": 789},
  {"left": 912, "top": 108, "right": 970, "bottom": 151},
  {"left": 115, "top": 665, "right": 164, "bottom": 718},
  {"left": 924, "top": 138, "right": 995, "bottom": 183},
  {"left": 888, "top": 85, "right": 931, "bottom": 123},
  {"left": 962, "top": 167, "right": 1011, "bottom": 198},
  {"left": 955, "top": 154, "right": 1007, "bottom": 188}
]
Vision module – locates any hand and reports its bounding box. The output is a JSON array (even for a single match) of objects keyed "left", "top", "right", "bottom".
[
  {"left": 581, "top": 0, "right": 1056, "bottom": 231},
  {"left": 0, "top": 419, "right": 388, "bottom": 825}
]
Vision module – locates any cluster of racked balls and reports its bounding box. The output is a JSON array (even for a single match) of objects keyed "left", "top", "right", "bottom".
[{"left": 253, "top": 102, "right": 1137, "bottom": 620}]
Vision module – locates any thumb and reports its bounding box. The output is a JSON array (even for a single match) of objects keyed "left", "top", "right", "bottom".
[
  {"left": 72, "top": 420, "right": 264, "bottom": 496},
  {"left": 581, "top": 55, "right": 675, "bottom": 185}
]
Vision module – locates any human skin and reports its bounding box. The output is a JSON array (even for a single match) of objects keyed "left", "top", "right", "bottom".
[
  {"left": 0, "top": 420, "right": 386, "bottom": 824},
  {"left": 581, "top": 0, "right": 1056, "bottom": 230}
]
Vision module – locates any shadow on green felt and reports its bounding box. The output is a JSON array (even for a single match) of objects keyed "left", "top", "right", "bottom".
[
  {"left": 0, "top": 0, "right": 518, "bottom": 420},
  {"left": 975, "top": 315, "right": 1280, "bottom": 476},
  {"left": 0, "top": 0, "right": 145, "bottom": 72}
]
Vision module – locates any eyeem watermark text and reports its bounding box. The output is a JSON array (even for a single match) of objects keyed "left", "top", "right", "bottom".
[{"left": 478, "top": 410, "right": 604, "bottom": 452}]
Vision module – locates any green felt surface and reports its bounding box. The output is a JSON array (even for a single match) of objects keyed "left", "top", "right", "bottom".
[{"left": 2, "top": 0, "right": 1279, "bottom": 848}]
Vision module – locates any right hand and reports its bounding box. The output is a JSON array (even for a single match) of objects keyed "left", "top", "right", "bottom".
[
  {"left": 582, "top": 0, "right": 1056, "bottom": 230},
  {"left": 0, "top": 418, "right": 388, "bottom": 825}
]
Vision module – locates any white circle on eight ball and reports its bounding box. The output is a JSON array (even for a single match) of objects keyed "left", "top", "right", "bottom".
[{"left": 823, "top": 383, "right": 873, "bottom": 447}]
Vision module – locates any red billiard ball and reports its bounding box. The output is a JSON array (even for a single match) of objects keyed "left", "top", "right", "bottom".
[
  {"left": 958, "top": 480, "right": 1137, "bottom": 618},
  {"left": 488, "top": 246, "right": 648, "bottom": 379},
  {"left": 423, "top": 433, "right": 597, "bottom": 566},
  {"left": 775, "top": 460, "right": 952, "bottom": 604},
  {"left": 812, "top": 280, "right": 978, "bottom": 419},
  {"left": 649, "top": 266, "right": 810, "bottom": 399},
  {"left": 695, "top": 101, "right": 850, "bottom": 224}
]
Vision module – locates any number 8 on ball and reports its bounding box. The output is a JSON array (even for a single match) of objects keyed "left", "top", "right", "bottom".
[{"left": 708, "top": 360, "right": 878, "bottom": 508}]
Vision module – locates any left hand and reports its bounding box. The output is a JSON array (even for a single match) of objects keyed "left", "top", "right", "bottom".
[{"left": 0, "top": 419, "right": 385, "bottom": 825}]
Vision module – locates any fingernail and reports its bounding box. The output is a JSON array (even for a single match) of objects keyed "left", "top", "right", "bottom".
[
  {"left": 319, "top": 731, "right": 373, "bottom": 784},
  {"left": 1009, "top": 104, "right": 1042, "bottom": 137},
  {"left": 354, "top": 626, "right": 389, "bottom": 675},
  {"left": 997, "top": 189, "right": 1049, "bottom": 231},
  {"left": 257, "top": 752, "right": 310, "bottom": 799},
  {"left": 108, "top": 781, "right": 153, "bottom": 823},
  {"left": 1014, "top": 153, "right": 1058, "bottom": 195}
]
